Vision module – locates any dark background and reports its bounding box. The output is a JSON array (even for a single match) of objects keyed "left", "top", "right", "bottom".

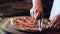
[
  {"left": 0, "top": 0, "right": 53, "bottom": 19},
  {"left": 0, "top": 0, "right": 23, "bottom": 4}
]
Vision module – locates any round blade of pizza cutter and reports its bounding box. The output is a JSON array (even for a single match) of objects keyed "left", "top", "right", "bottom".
[{"left": 38, "top": 19, "right": 42, "bottom": 31}]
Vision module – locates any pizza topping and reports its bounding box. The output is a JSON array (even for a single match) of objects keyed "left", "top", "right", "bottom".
[{"left": 11, "top": 16, "right": 39, "bottom": 30}]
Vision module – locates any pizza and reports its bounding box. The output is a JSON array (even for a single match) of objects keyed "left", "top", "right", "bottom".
[
  {"left": 42, "top": 18, "right": 51, "bottom": 29},
  {"left": 11, "top": 16, "right": 39, "bottom": 31}
]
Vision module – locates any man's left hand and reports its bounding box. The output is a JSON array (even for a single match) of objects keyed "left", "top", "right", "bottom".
[{"left": 50, "top": 15, "right": 60, "bottom": 29}]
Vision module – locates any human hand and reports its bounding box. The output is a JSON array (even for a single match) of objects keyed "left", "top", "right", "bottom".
[
  {"left": 50, "top": 15, "right": 60, "bottom": 29},
  {"left": 30, "top": 6, "right": 43, "bottom": 20}
]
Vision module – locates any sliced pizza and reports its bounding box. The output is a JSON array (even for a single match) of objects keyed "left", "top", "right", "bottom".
[{"left": 11, "top": 16, "right": 39, "bottom": 31}]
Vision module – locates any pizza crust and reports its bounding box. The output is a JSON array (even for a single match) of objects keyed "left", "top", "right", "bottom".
[{"left": 10, "top": 16, "right": 39, "bottom": 31}]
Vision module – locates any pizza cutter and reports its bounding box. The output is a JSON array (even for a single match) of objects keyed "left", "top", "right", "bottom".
[
  {"left": 33, "top": 11, "right": 42, "bottom": 31},
  {"left": 38, "top": 19, "right": 42, "bottom": 31}
]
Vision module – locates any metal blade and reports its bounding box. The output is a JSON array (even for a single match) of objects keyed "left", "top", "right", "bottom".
[{"left": 38, "top": 19, "right": 42, "bottom": 31}]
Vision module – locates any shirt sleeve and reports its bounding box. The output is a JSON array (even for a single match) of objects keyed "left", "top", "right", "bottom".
[{"left": 49, "top": 0, "right": 60, "bottom": 20}]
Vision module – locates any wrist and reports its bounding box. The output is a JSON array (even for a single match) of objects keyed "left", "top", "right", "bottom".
[
  {"left": 32, "top": 0, "right": 42, "bottom": 7},
  {"left": 33, "top": 4, "right": 41, "bottom": 7}
]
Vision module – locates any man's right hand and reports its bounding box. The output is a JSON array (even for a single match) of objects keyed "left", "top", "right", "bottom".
[{"left": 30, "top": 6, "right": 44, "bottom": 20}]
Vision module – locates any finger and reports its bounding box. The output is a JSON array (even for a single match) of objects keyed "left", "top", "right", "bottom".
[
  {"left": 53, "top": 22, "right": 59, "bottom": 29},
  {"left": 50, "top": 18, "right": 60, "bottom": 29},
  {"left": 30, "top": 9, "right": 34, "bottom": 18},
  {"left": 36, "top": 12, "right": 40, "bottom": 19},
  {"left": 51, "top": 15, "right": 60, "bottom": 28},
  {"left": 34, "top": 10, "right": 37, "bottom": 19},
  {"left": 51, "top": 18, "right": 57, "bottom": 28},
  {"left": 56, "top": 23, "right": 60, "bottom": 29},
  {"left": 36, "top": 11, "right": 42, "bottom": 20},
  {"left": 33, "top": 10, "right": 39, "bottom": 20}
]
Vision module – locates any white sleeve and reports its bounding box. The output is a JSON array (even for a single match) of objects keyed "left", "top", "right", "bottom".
[{"left": 49, "top": 0, "right": 60, "bottom": 20}]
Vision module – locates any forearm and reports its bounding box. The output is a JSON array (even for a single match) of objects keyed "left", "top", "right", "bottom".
[{"left": 32, "top": 0, "right": 42, "bottom": 7}]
